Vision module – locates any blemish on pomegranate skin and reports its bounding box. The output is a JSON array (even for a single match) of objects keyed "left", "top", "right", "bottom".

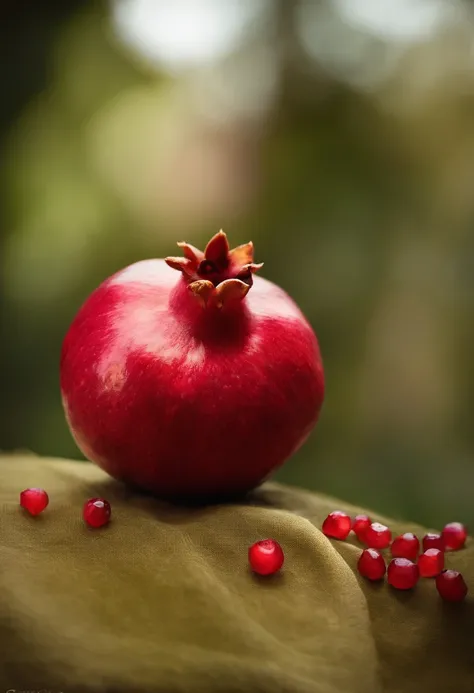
[
  {"left": 247, "top": 332, "right": 263, "bottom": 355},
  {"left": 103, "top": 362, "right": 126, "bottom": 392},
  {"left": 184, "top": 342, "right": 206, "bottom": 366}
]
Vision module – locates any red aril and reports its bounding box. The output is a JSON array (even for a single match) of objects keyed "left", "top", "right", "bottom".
[
  {"left": 387, "top": 558, "right": 419, "bottom": 590},
  {"left": 322, "top": 511, "right": 352, "bottom": 540},
  {"left": 436, "top": 570, "right": 468, "bottom": 602},
  {"left": 357, "top": 548, "right": 386, "bottom": 581},
  {"left": 442, "top": 522, "right": 467, "bottom": 551},
  {"left": 20, "top": 488, "right": 49, "bottom": 516},
  {"left": 390, "top": 533, "right": 420, "bottom": 561},
  {"left": 83, "top": 498, "right": 111, "bottom": 528},
  {"left": 422, "top": 533, "right": 444, "bottom": 552},
  {"left": 364, "top": 522, "right": 392, "bottom": 550},
  {"left": 352, "top": 514, "right": 371, "bottom": 541},
  {"left": 248, "top": 539, "right": 284, "bottom": 576},
  {"left": 60, "top": 232, "right": 324, "bottom": 498},
  {"left": 418, "top": 549, "right": 444, "bottom": 578}
]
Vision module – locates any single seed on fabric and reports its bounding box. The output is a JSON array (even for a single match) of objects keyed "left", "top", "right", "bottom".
[
  {"left": 442, "top": 522, "right": 467, "bottom": 551},
  {"left": 387, "top": 558, "right": 419, "bottom": 590},
  {"left": 364, "top": 522, "right": 392, "bottom": 549},
  {"left": 83, "top": 498, "right": 111, "bottom": 528},
  {"left": 436, "top": 570, "right": 468, "bottom": 602},
  {"left": 357, "top": 548, "right": 386, "bottom": 581},
  {"left": 322, "top": 511, "right": 352, "bottom": 540},
  {"left": 422, "top": 533, "right": 444, "bottom": 552},
  {"left": 20, "top": 488, "right": 49, "bottom": 516},
  {"left": 248, "top": 539, "right": 284, "bottom": 576},
  {"left": 390, "top": 533, "right": 420, "bottom": 561},
  {"left": 352, "top": 514, "right": 371, "bottom": 541},
  {"left": 418, "top": 549, "right": 444, "bottom": 578}
]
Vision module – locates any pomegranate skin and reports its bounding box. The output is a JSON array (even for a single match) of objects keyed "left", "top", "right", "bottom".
[{"left": 60, "top": 241, "right": 324, "bottom": 499}]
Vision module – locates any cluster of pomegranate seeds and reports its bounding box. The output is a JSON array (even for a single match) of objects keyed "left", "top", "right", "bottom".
[
  {"left": 83, "top": 498, "right": 112, "bottom": 528},
  {"left": 20, "top": 488, "right": 49, "bottom": 516},
  {"left": 248, "top": 539, "right": 285, "bottom": 576},
  {"left": 19, "top": 490, "right": 111, "bottom": 529},
  {"left": 18, "top": 486, "right": 469, "bottom": 601},
  {"left": 322, "top": 511, "right": 469, "bottom": 601}
]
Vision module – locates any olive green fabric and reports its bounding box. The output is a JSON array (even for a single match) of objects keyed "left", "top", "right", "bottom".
[{"left": 0, "top": 455, "right": 473, "bottom": 693}]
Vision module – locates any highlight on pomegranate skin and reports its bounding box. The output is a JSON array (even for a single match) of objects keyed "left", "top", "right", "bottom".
[{"left": 60, "top": 231, "right": 325, "bottom": 499}]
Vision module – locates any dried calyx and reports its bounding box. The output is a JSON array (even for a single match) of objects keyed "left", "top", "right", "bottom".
[{"left": 165, "top": 230, "right": 263, "bottom": 308}]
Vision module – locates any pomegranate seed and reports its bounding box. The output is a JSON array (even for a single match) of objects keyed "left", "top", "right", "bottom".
[
  {"left": 322, "top": 511, "right": 352, "bottom": 540},
  {"left": 387, "top": 558, "right": 419, "bottom": 590},
  {"left": 20, "top": 488, "right": 49, "bottom": 516},
  {"left": 436, "top": 570, "right": 468, "bottom": 602},
  {"left": 248, "top": 539, "right": 284, "bottom": 576},
  {"left": 83, "top": 497, "right": 111, "bottom": 528},
  {"left": 357, "top": 548, "right": 386, "bottom": 581},
  {"left": 364, "top": 522, "right": 392, "bottom": 550},
  {"left": 352, "top": 514, "right": 371, "bottom": 541},
  {"left": 422, "top": 533, "right": 444, "bottom": 552},
  {"left": 390, "top": 533, "right": 420, "bottom": 561},
  {"left": 418, "top": 548, "right": 444, "bottom": 578},
  {"left": 442, "top": 522, "right": 467, "bottom": 551}
]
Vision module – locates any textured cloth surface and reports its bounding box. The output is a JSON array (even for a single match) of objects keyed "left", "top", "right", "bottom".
[{"left": 0, "top": 454, "right": 473, "bottom": 693}]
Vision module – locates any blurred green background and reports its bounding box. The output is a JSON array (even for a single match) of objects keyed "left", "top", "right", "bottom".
[{"left": 2, "top": 0, "right": 474, "bottom": 529}]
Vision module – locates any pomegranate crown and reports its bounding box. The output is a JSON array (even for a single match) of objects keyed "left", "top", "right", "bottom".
[{"left": 165, "top": 230, "right": 263, "bottom": 308}]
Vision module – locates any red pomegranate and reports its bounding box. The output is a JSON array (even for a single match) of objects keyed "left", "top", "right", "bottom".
[{"left": 60, "top": 231, "right": 324, "bottom": 498}]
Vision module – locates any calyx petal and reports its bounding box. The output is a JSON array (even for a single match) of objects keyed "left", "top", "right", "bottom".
[
  {"left": 213, "top": 278, "right": 250, "bottom": 307},
  {"left": 176, "top": 242, "right": 204, "bottom": 265},
  {"left": 229, "top": 241, "right": 254, "bottom": 268},
  {"left": 188, "top": 279, "right": 215, "bottom": 307},
  {"left": 204, "top": 230, "right": 230, "bottom": 268},
  {"left": 165, "top": 257, "right": 194, "bottom": 275}
]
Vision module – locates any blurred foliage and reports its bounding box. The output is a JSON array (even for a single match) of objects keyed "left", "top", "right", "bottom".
[{"left": 2, "top": 0, "right": 474, "bottom": 528}]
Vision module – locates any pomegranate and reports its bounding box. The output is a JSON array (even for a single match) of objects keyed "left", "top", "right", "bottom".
[{"left": 60, "top": 231, "right": 324, "bottom": 498}]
